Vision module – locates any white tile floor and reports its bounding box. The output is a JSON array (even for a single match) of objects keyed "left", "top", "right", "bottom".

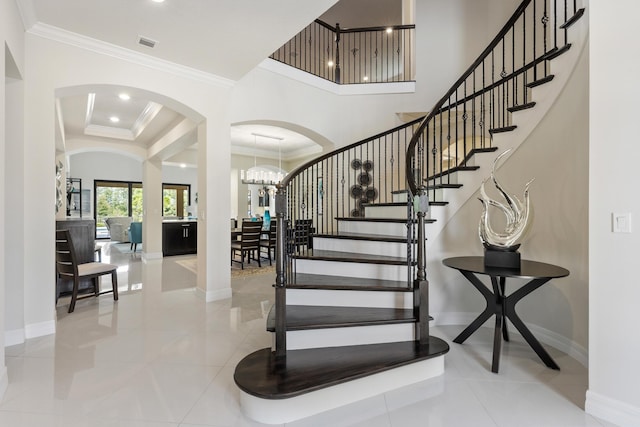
[{"left": 1, "top": 243, "right": 615, "bottom": 427}]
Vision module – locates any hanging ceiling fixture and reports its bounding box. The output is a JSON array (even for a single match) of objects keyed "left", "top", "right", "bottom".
[{"left": 240, "top": 132, "right": 287, "bottom": 185}]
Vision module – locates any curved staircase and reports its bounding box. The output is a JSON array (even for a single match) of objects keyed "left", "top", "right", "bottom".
[{"left": 234, "top": 0, "right": 587, "bottom": 423}]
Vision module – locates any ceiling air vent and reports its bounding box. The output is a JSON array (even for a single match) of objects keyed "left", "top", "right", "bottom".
[{"left": 137, "top": 36, "right": 157, "bottom": 48}]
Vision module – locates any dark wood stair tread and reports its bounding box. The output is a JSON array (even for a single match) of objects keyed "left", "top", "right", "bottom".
[
  {"left": 428, "top": 165, "right": 480, "bottom": 181},
  {"left": 266, "top": 305, "right": 416, "bottom": 331},
  {"left": 543, "top": 44, "right": 571, "bottom": 61},
  {"left": 313, "top": 231, "right": 411, "bottom": 244},
  {"left": 489, "top": 125, "right": 517, "bottom": 134},
  {"left": 560, "top": 8, "right": 585, "bottom": 30},
  {"left": 508, "top": 102, "right": 536, "bottom": 113},
  {"left": 425, "top": 183, "right": 463, "bottom": 190},
  {"left": 234, "top": 337, "right": 450, "bottom": 399},
  {"left": 292, "top": 249, "right": 412, "bottom": 266},
  {"left": 336, "top": 217, "right": 437, "bottom": 224},
  {"left": 527, "top": 74, "right": 555, "bottom": 88},
  {"left": 288, "top": 273, "right": 412, "bottom": 291}
]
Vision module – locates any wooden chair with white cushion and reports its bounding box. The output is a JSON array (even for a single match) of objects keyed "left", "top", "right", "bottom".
[{"left": 55, "top": 229, "right": 119, "bottom": 313}]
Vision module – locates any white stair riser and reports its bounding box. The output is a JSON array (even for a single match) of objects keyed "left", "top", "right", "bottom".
[
  {"left": 313, "top": 237, "right": 414, "bottom": 257},
  {"left": 338, "top": 220, "right": 407, "bottom": 236},
  {"left": 338, "top": 220, "right": 431, "bottom": 238},
  {"left": 279, "top": 323, "right": 415, "bottom": 351},
  {"left": 364, "top": 204, "right": 433, "bottom": 220},
  {"left": 364, "top": 204, "right": 406, "bottom": 219},
  {"left": 392, "top": 192, "right": 408, "bottom": 203},
  {"left": 296, "top": 259, "right": 410, "bottom": 282},
  {"left": 287, "top": 288, "right": 412, "bottom": 309}
]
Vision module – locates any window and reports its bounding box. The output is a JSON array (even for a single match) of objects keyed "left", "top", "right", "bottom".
[
  {"left": 162, "top": 183, "right": 191, "bottom": 218},
  {"left": 94, "top": 180, "right": 143, "bottom": 239}
]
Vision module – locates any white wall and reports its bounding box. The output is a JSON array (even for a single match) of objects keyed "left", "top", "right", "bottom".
[
  {"left": 587, "top": 1, "right": 640, "bottom": 425},
  {"left": 1, "top": 0, "right": 26, "bottom": 400},
  {"left": 4, "top": 72, "right": 24, "bottom": 347},
  {"left": 428, "top": 44, "right": 589, "bottom": 360}
]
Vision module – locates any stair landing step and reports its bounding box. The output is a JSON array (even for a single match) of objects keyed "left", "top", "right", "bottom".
[
  {"left": 234, "top": 338, "right": 449, "bottom": 400},
  {"left": 288, "top": 273, "right": 411, "bottom": 291},
  {"left": 266, "top": 305, "right": 416, "bottom": 331},
  {"left": 292, "top": 249, "right": 411, "bottom": 266}
]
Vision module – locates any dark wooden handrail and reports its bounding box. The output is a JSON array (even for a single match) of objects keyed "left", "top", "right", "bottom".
[
  {"left": 405, "top": 0, "right": 532, "bottom": 196},
  {"left": 315, "top": 19, "right": 416, "bottom": 33}
]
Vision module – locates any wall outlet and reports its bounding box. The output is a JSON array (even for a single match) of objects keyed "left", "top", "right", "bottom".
[{"left": 612, "top": 212, "right": 632, "bottom": 233}]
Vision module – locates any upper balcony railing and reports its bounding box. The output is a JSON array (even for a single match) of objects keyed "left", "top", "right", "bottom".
[{"left": 270, "top": 20, "right": 415, "bottom": 84}]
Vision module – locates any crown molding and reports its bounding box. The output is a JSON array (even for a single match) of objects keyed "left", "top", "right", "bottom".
[
  {"left": 85, "top": 124, "right": 135, "bottom": 141},
  {"left": 27, "top": 22, "right": 236, "bottom": 89},
  {"left": 132, "top": 102, "right": 162, "bottom": 139}
]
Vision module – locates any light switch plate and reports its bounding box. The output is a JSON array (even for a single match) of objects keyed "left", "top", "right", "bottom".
[{"left": 612, "top": 212, "right": 632, "bottom": 233}]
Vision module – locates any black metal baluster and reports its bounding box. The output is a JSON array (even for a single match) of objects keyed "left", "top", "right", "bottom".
[
  {"left": 447, "top": 99, "right": 452, "bottom": 183},
  {"left": 510, "top": 24, "right": 515, "bottom": 115},
  {"left": 481, "top": 58, "right": 485, "bottom": 148},
  {"left": 472, "top": 70, "right": 476, "bottom": 152},
  {"left": 553, "top": 0, "right": 558, "bottom": 50}
]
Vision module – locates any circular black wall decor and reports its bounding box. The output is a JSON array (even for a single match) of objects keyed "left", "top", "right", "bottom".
[
  {"left": 365, "top": 187, "right": 378, "bottom": 201},
  {"left": 350, "top": 185, "right": 363, "bottom": 199},
  {"left": 358, "top": 172, "right": 371, "bottom": 186}
]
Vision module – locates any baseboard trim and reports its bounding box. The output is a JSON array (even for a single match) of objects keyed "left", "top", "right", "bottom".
[
  {"left": 586, "top": 390, "right": 640, "bottom": 427},
  {"left": 24, "top": 320, "right": 56, "bottom": 339},
  {"left": 142, "top": 251, "right": 163, "bottom": 261},
  {"left": 195, "top": 286, "right": 232, "bottom": 302},
  {"left": 0, "top": 365, "right": 8, "bottom": 401},
  {"left": 4, "top": 328, "right": 25, "bottom": 347},
  {"left": 432, "top": 312, "right": 588, "bottom": 367}
]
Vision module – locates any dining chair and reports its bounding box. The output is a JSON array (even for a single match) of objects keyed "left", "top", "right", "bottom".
[
  {"left": 129, "top": 221, "right": 142, "bottom": 252},
  {"left": 231, "top": 220, "right": 263, "bottom": 269},
  {"left": 260, "top": 220, "right": 277, "bottom": 266},
  {"left": 55, "top": 229, "right": 119, "bottom": 313}
]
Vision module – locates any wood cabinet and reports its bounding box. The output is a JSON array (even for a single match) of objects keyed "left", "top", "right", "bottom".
[{"left": 162, "top": 221, "right": 197, "bottom": 256}]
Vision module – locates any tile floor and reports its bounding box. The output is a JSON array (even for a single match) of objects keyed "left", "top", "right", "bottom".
[{"left": 1, "top": 243, "right": 615, "bottom": 427}]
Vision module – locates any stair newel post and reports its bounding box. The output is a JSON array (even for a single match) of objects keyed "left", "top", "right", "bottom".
[
  {"left": 274, "top": 184, "right": 287, "bottom": 358},
  {"left": 334, "top": 23, "right": 341, "bottom": 84},
  {"left": 413, "top": 187, "right": 430, "bottom": 345}
]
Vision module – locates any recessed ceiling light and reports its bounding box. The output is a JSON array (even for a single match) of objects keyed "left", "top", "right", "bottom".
[
  {"left": 118, "top": 93, "right": 130, "bottom": 101},
  {"left": 109, "top": 116, "right": 120, "bottom": 123},
  {"left": 151, "top": 0, "right": 165, "bottom": 3},
  {"left": 180, "top": 163, "right": 186, "bottom": 168}
]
